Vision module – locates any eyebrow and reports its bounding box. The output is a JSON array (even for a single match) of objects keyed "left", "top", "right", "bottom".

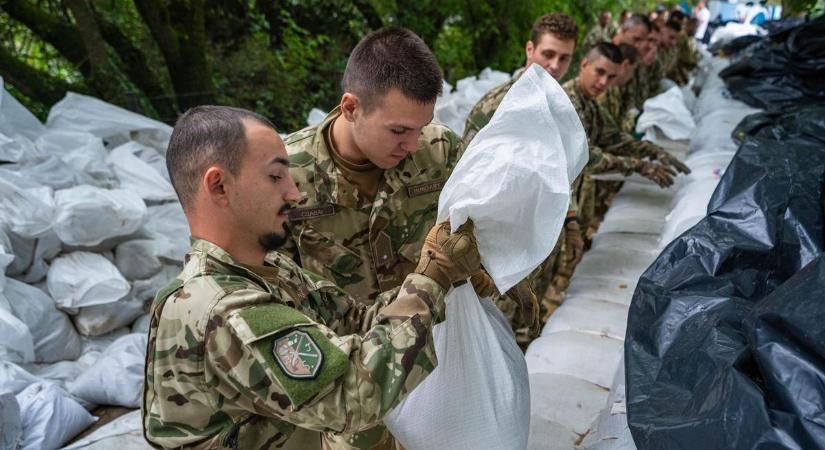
[
  {"left": 269, "top": 157, "right": 290, "bottom": 166},
  {"left": 389, "top": 115, "right": 435, "bottom": 131}
]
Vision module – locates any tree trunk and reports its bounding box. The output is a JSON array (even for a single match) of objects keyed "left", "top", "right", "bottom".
[{"left": 133, "top": 0, "right": 215, "bottom": 110}]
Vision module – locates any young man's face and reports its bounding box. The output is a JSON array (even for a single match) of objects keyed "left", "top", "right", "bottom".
[
  {"left": 525, "top": 33, "right": 576, "bottom": 81},
  {"left": 614, "top": 60, "right": 638, "bottom": 86},
  {"left": 229, "top": 120, "right": 301, "bottom": 251},
  {"left": 661, "top": 27, "right": 678, "bottom": 47},
  {"left": 349, "top": 89, "right": 434, "bottom": 169},
  {"left": 615, "top": 25, "right": 649, "bottom": 54},
  {"left": 579, "top": 56, "right": 619, "bottom": 98},
  {"left": 643, "top": 32, "right": 660, "bottom": 64}
]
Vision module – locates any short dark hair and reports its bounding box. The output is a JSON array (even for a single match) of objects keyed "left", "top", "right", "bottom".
[
  {"left": 587, "top": 42, "right": 623, "bottom": 65},
  {"left": 530, "top": 13, "right": 579, "bottom": 45},
  {"left": 166, "top": 106, "right": 276, "bottom": 209},
  {"left": 622, "top": 13, "right": 652, "bottom": 33},
  {"left": 665, "top": 19, "right": 682, "bottom": 32},
  {"left": 618, "top": 43, "right": 639, "bottom": 64},
  {"left": 342, "top": 27, "right": 442, "bottom": 111},
  {"left": 670, "top": 10, "right": 687, "bottom": 22}
]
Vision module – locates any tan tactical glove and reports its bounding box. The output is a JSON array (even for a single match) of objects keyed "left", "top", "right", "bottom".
[
  {"left": 654, "top": 149, "right": 691, "bottom": 175},
  {"left": 564, "top": 218, "right": 585, "bottom": 267},
  {"left": 636, "top": 161, "right": 676, "bottom": 188},
  {"left": 471, "top": 270, "right": 541, "bottom": 335},
  {"left": 415, "top": 220, "right": 481, "bottom": 290}
]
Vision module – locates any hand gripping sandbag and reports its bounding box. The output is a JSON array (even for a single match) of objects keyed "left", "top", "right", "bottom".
[{"left": 384, "top": 64, "right": 588, "bottom": 450}]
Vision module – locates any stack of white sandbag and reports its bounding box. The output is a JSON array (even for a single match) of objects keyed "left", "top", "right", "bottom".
[
  {"left": 0, "top": 77, "right": 186, "bottom": 449},
  {"left": 434, "top": 68, "right": 511, "bottom": 135}
]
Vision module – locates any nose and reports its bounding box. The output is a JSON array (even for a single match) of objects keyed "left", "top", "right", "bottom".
[
  {"left": 400, "top": 132, "right": 419, "bottom": 153},
  {"left": 284, "top": 174, "right": 302, "bottom": 204}
]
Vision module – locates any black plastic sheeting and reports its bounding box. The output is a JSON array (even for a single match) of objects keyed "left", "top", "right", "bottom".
[
  {"left": 625, "top": 103, "right": 825, "bottom": 449},
  {"left": 719, "top": 16, "right": 825, "bottom": 110}
]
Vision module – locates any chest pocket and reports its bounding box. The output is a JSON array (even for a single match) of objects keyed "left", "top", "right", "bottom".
[{"left": 292, "top": 223, "right": 366, "bottom": 289}]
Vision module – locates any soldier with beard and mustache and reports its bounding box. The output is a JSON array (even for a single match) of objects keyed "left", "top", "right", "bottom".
[{"left": 142, "top": 105, "right": 483, "bottom": 449}]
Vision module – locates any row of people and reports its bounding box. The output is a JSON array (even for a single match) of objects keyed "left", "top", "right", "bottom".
[{"left": 143, "top": 9, "right": 702, "bottom": 449}]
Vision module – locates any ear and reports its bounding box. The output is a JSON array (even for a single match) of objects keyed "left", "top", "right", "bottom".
[
  {"left": 340, "top": 93, "right": 359, "bottom": 122},
  {"left": 580, "top": 58, "right": 589, "bottom": 70},
  {"left": 202, "top": 166, "right": 232, "bottom": 207},
  {"left": 525, "top": 40, "right": 534, "bottom": 59}
]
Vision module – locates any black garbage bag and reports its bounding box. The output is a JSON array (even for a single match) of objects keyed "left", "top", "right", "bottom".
[
  {"left": 625, "top": 105, "right": 825, "bottom": 449},
  {"left": 719, "top": 16, "right": 825, "bottom": 110}
]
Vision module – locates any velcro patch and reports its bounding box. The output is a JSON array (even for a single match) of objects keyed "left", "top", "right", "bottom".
[
  {"left": 406, "top": 180, "right": 445, "bottom": 197},
  {"left": 288, "top": 205, "right": 336, "bottom": 221}
]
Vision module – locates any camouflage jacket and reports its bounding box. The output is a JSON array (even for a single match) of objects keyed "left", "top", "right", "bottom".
[
  {"left": 583, "top": 23, "right": 618, "bottom": 50},
  {"left": 278, "top": 108, "right": 461, "bottom": 303},
  {"left": 142, "top": 238, "right": 445, "bottom": 449},
  {"left": 667, "top": 34, "right": 698, "bottom": 85},
  {"left": 562, "top": 79, "right": 660, "bottom": 175},
  {"left": 461, "top": 68, "right": 524, "bottom": 147},
  {"left": 599, "top": 85, "right": 638, "bottom": 134}
]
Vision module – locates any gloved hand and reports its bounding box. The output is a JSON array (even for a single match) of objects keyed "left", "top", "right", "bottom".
[
  {"left": 415, "top": 220, "right": 481, "bottom": 290},
  {"left": 471, "top": 270, "right": 540, "bottom": 335},
  {"left": 564, "top": 219, "right": 584, "bottom": 267},
  {"left": 636, "top": 161, "right": 676, "bottom": 188},
  {"left": 654, "top": 149, "right": 691, "bottom": 174}
]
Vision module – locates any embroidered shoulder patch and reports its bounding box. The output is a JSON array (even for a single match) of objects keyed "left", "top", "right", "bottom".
[
  {"left": 273, "top": 330, "right": 323, "bottom": 379},
  {"left": 406, "top": 180, "right": 445, "bottom": 197}
]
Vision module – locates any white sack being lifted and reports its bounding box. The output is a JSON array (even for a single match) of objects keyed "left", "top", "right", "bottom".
[
  {"left": 385, "top": 64, "right": 588, "bottom": 450},
  {"left": 635, "top": 86, "right": 696, "bottom": 141},
  {"left": 54, "top": 185, "right": 147, "bottom": 247},
  {"left": 47, "top": 252, "right": 130, "bottom": 309}
]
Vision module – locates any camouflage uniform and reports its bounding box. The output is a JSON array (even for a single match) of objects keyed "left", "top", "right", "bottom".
[
  {"left": 462, "top": 68, "right": 573, "bottom": 325},
  {"left": 599, "top": 86, "right": 638, "bottom": 134},
  {"left": 583, "top": 22, "right": 618, "bottom": 50},
  {"left": 668, "top": 34, "right": 698, "bottom": 86},
  {"left": 562, "top": 79, "right": 664, "bottom": 238},
  {"left": 279, "top": 108, "right": 461, "bottom": 304},
  {"left": 659, "top": 45, "right": 678, "bottom": 84},
  {"left": 143, "top": 238, "right": 445, "bottom": 449}
]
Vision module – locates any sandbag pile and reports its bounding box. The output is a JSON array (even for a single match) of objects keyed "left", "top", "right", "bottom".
[{"left": 0, "top": 77, "right": 185, "bottom": 450}]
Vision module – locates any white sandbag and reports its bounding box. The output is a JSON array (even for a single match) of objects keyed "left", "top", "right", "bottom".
[
  {"left": 306, "top": 108, "right": 327, "bottom": 127},
  {"left": 47, "top": 252, "right": 131, "bottom": 309},
  {"left": 0, "top": 297, "right": 36, "bottom": 363},
  {"left": 527, "top": 373, "right": 610, "bottom": 450},
  {"left": 0, "top": 227, "right": 14, "bottom": 279},
  {"left": 72, "top": 294, "right": 145, "bottom": 337},
  {"left": 437, "top": 64, "right": 587, "bottom": 291},
  {"left": 35, "top": 130, "right": 115, "bottom": 187},
  {"left": 0, "top": 77, "right": 45, "bottom": 142},
  {"left": 16, "top": 382, "right": 97, "bottom": 450},
  {"left": 0, "top": 168, "right": 55, "bottom": 238},
  {"left": 572, "top": 248, "right": 657, "bottom": 285},
  {"left": 564, "top": 276, "right": 637, "bottom": 307},
  {"left": 1, "top": 390, "right": 22, "bottom": 450},
  {"left": 114, "top": 239, "right": 163, "bottom": 280},
  {"left": 107, "top": 142, "right": 176, "bottom": 201},
  {"left": 660, "top": 180, "right": 719, "bottom": 247},
  {"left": 434, "top": 68, "right": 510, "bottom": 135},
  {"left": 132, "top": 264, "right": 179, "bottom": 303},
  {"left": 636, "top": 87, "right": 696, "bottom": 140},
  {"left": 61, "top": 410, "right": 151, "bottom": 450},
  {"left": 385, "top": 290, "right": 530, "bottom": 450},
  {"left": 0, "top": 362, "right": 41, "bottom": 394},
  {"left": 526, "top": 331, "right": 623, "bottom": 388},
  {"left": 541, "top": 297, "right": 628, "bottom": 340},
  {"left": 709, "top": 22, "right": 764, "bottom": 46},
  {"left": 579, "top": 362, "right": 636, "bottom": 450},
  {"left": 81, "top": 327, "right": 131, "bottom": 354},
  {"left": 590, "top": 232, "right": 660, "bottom": 252},
  {"left": 46, "top": 92, "right": 171, "bottom": 151},
  {"left": 68, "top": 333, "right": 147, "bottom": 408},
  {"left": 12, "top": 156, "right": 104, "bottom": 190},
  {"left": 131, "top": 313, "right": 151, "bottom": 333},
  {"left": 25, "top": 351, "right": 101, "bottom": 405},
  {"left": 54, "top": 185, "right": 147, "bottom": 247},
  {"left": 139, "top": 201, "right": 189, "bottom": 262},
  {"left": 0, "top": 131, "right": 43, "bottom": 164},
  {"left": 4, "top": 278, "right": 83, "bottom": 362},
  {"left": 6, "top": 230, "right": 62, "bottom": 283}
]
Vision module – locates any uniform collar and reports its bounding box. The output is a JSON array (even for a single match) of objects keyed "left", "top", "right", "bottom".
[
  {"left": 188, "top": 237, "right": 274, "bottom": 293},
  {"left": 308, "top": 107, "right": 425, "bottom": 208}
]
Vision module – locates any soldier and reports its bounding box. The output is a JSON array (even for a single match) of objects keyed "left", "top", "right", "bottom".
[
  {"left": 659, "top": 19, "right": 683, "bottom": 84},
  {"left": 562, "top": 43, "right": 690, "bottom": 239},
  {"left": 600, "top": 43, "right": 641, "bottom": 134},
  {"left": 142, "top": 105, "right": 483, "bottom": 449},
  {"left": 584, "top": 10, "right": 617, "bottom": 51},
  {"left": 461, "top": 12, "right": 580, "bottom": 327}
]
